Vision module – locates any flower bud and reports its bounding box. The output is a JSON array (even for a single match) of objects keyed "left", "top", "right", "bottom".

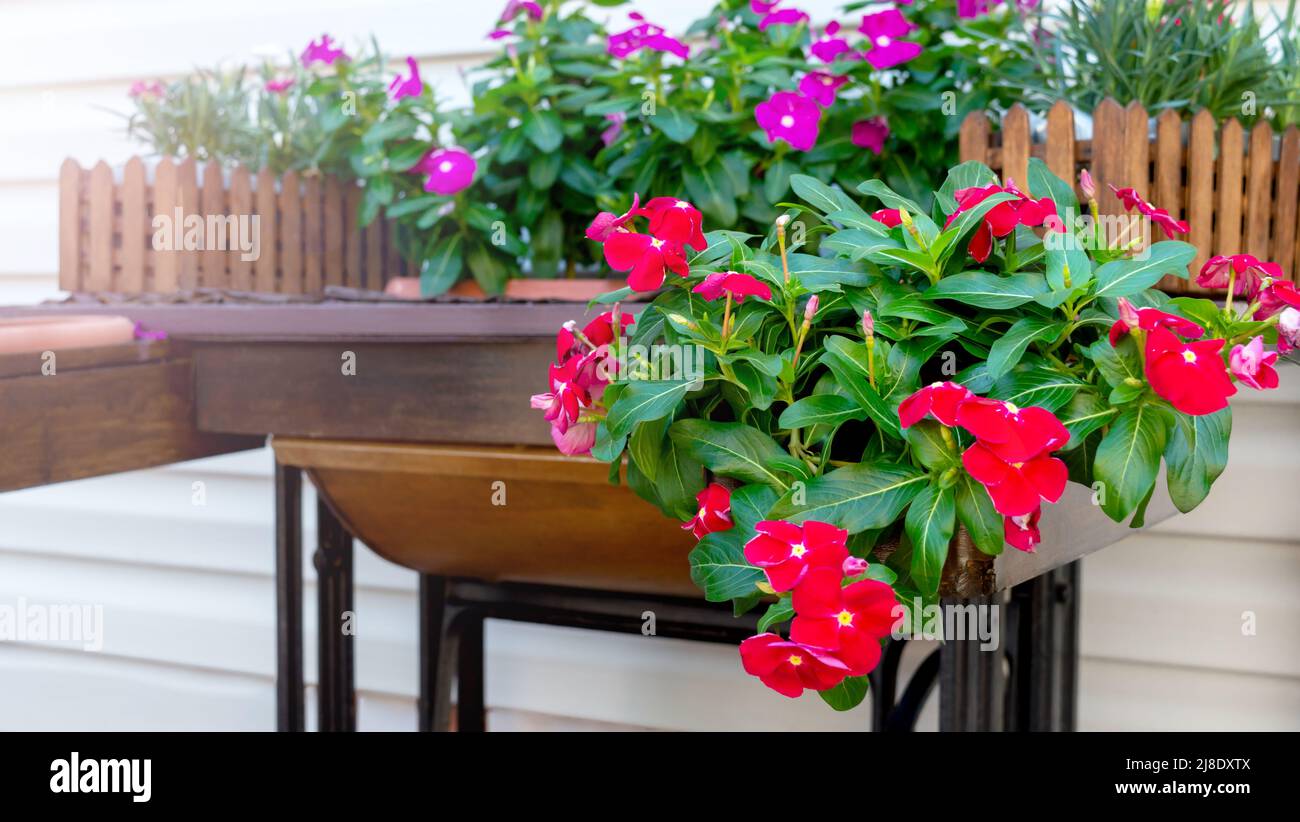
[
  {"left": 842, "top": 556, "right": 870, "bottom": 576},
  {"left": 803, "top": 294, "right": 820, "bottom": 324},
  {"left": 862, "top": 310, "right": 875, "bottom": 339},
  {"left": 897, "top": 209, "right": 913, "bottom": 228},
  {"left": 1079, "top": 168, "right": 1096, "bottom": 201},
  {"left": 775, "top": 214, "right": 790, "bottom": 230},
  {"left": 1279, "top": 307, "right": 1300, "bottom": 353},
  {"left": 1117, "top": 297, "right": 1140, "bottom": 330}
]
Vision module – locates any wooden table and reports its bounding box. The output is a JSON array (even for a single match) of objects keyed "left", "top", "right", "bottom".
[{"left": 0, "top": 301, "right": 1176, "bottom": 731}]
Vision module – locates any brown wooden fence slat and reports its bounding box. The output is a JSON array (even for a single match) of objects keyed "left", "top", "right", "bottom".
[
  {"left": 1186, "top": 110, "right": 1217, "bottom": 287},
  {"left": 1091, "top": 99, "right": 1126, "bottom": 220},
  {"left": 176, "top": 158, "right": 200, "bottom": 291},
  {"left": 1154, "top": 110, "right": 1185, "bottom": 291},
  {"left": 228, "top": 165, "right": 254, "bottom": 292},
  {"left": 1001, "top": 104, "right": 1030, "bottom": 188},
  {"left": 1043, "top": 101, "right": 1075, "bottom": 194},
  {"left": 1122, "top": 102, "right": 1151, "bottom": 200},
  {"left": 87, "top": 161, "right": 114, "bottom": 292},
  {"left": 343, "top": 184, "right": 362, "bottom": 288},
  {"left": 1275, "top": 128, "right": 1300, "bottom": 281},
  {"left": 302, "top": 174, "right": 323, "bottom": 294},
  {"left": 120, "top": 157, "right": 147, "bottom": 294},
  {"left": 958, "top": 111, "right": 990, "bottom": 165},
  {"left": 200, "top": 159, "right": 228, "bottom": 289},
  {"left": 364, "top": 210, "right": 383, "bottom": 292},
  {"left": 58, "top": 159, "right": 83, "bottom": 292},
  {"left": 153, "top": 158, "right": 179, "bottom": 293},
  {"left": 1214, "top": 120, "right": 1245, "bottom": 294},
  {"left": 323, "top": 178, "right": 345, "bottom": 288},
  {"left": 254, "top": 169, "right": 278, "bottom": 293},
  {"left": 280, "top": 170, "right": 303, "bottom": 294},
  {"left": 1245, "top": 122, "right": 1274, "bottom": 262}
]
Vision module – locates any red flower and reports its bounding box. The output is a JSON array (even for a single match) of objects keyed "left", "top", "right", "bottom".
[
  {"left": 585, "top": 194, "right": 641, "bottom": 242},
  {"left": 945, "top": 183, "right": 1059, "bottom": 263},
  {"left": 870, "top": 208, "right": 902, "bottom": 227},
  {"left": 1254, "top": 277, "right": 1300, "bottom": 320},
  {"left": 1196, "top": 254, "right": 1276, "bottom": 300},
  {"left": 739, "top": 633, "right": 849, "bottom": 698},
  {"left": 692, "top": 271, "right": 772, "bottom": 303},
  {"left": 954, "top": 398, "right": 1069, "bottom": 463},
  {"left": 635, "top": 197, "right": 707, "bottom": 251},
  {"left": 1229, "top": 336, "right": 1279, "bottom": 391},
  {"left": 683, "top": 483, "right": 733, "bottom": 539},
  {"left": 1144, "top": 327, "right": 1237, "bottom": 415},
  {"left": 1004, "top": 507, "right": 1042, "bottom": 553},
  {"left": 604, "top": 232, "right": 689, "bottom": 292},
  {"left": 581, "top": 310, "right": 633, "bottom": 348},
  {"left": 899, "top": 381, "right": 973, "bottom": 428},
  {"left": 540, "top": 356, "right": 590, "bottom": 432},
  {"left": 743, "top": 520, "right": 849, "bottom": 593},
  {"left": 962, "top": 443, "right": 1067, "bottom": 517},
  {"left": 789, "top": 568, "right": 897, "bottom": 675},
  {"left": 1108, "top": 298, "right": 1205, "bottom": 346},
  {"left": 1108, "top": 184, "right": 1189, "bottom": 239}
]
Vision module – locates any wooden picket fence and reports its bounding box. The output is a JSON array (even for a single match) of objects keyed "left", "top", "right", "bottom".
[
  {"left": 959, "top": 99, "right": 1300, "bottom": 292},
  {"left": 58, "top": 156, "right": 414, "bottom": 295}
]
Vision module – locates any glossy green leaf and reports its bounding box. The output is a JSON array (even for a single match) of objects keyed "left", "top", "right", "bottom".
[
  {"left": 1094, "top": 403, "right": 1171, "bottom": 523},
  {"left": 955, "top": 472, "right": 1003, "bottom": 556},
  {"left": 689, "top": 530, "right": 763, "bottom": 602},
  {"left": 1092, "top": 241, "right": 1196, "bottom": 297},
  {"left": 1164, "top": 407, "right": 1231, "bottom": 513},
  {"left": 606, "top": 380, "right": 693, "bottom": 439},
  {"left": 767, "top": 462, "right": 927, "bottom": 532},
  {"left": 925, "top": 271, "right": 1050, "bottom": 309},
  {"left": 669, "top": 420, "right": 794, "bottom": 491},
  {"left": 906, "top": 483, "right": 956, "bottom": 596}
]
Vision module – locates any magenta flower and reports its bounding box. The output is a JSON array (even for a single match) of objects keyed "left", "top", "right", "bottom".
[
  {"left": 1278, "top": 308, "right": 1300, "bottom": 354},
  {"left": 551, "top": 421, "right": 597, "bottom": 456},
  {"left": 128, "top": 80, "right": 165, "bottom": 99},
  {"left": 958, "top": 0, "right": 1002, "bottom": 18},
  {"left": 751, "top": 0, "right": 780, "bottom": 11},
  {"left": 265, "top": 78, "right": 294, "bottom": 94},
  {"left": 859, "top": 10, "right": 922, "bottom": 69},
  {"left": 754, "top": 91, "right": 821, "bottom": 152},
  {"left": 500, "top": 0, "right": 543, "bottom": 22},
  {"left": 601, "top": 112, "right": 626, "bottom": 147},
  {"left": 608, "top": 17, "right": 689, "bottom": 60},
  {"left": 585, "top": 194, "right": 641, "bottom": 243},
  {"left": 810, "top": 21, "right": 852, "bottom": 62},
  {"left": 851, "top": 117, "right": 889, "bottom": 154},
  {"left": 301, "top": 34, "right": 347, "bottom": 67},
  {"left": 1229, "top": 336, "right": 1280, "bottom": 390},
  {"left": 759, "top": 8, "right": 810, "bottom": 30},
  {"left": 419, "top": 148, "right": 477, "bottom": 196},
  {"left": 798, "top": 72, "right": 848, "bottom": 107},
  {"left": 692, "top": 271, "right": 773, "bottom": 303},
  {"left": 389, "top": 57, "right": 423, "bottom": 101}
]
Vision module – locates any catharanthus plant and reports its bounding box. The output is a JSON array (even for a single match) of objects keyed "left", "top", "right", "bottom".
[{"left": 534, "top": 159, "right": 1293, "bottom": 709}]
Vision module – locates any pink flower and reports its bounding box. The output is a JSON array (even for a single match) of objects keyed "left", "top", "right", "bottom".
[
  {"left": 811, "top": 21, "right": 852, "bottom": 62},
  {"left": 899, "top": 381, "right": 974, "bottom": 428},
  {"left": 500, "top": 0, "right": 543, "bottom": 22},
  {"left": 1229, "top": 336, "right": 1279, "bottom": 391},
  {"left": 608, "top": 18, "right": 689, "bottom": 59},
  {"left": 789, "top": 567, "right": 897, "bottom": 676},
  {"left": 603, "top": 232, "right": 689, "bottom": 292},
  {"left": 1108, "top": 184, "right": 1189, "bottom": 239},
  {"left": 870, "top": 208, "right": 902, "bottom": 227},
  {"left": 389, "top": 57, "right": 423, "bottom": 101},
  {"left": 958, "top": 0, "right": 1001, "bottom": 18},
  {"left": 1278, "top": 307, "right": 1300, "bottom": 354},
  {"left": 128, "top": 80, "right": 164, "bottom": 98},
  {"left": 693, "top": 271, "right": 773, "bottom": 303},
  {"left": 859, "top": 9, "right": 922, "bottom": 69},
  {"left": 265, "top": 78, "right": 294, "bottom": 94},
  {"left": 1079, "top": 169, "right": 1096, "bottom": 201},
  {"left": 1004, "top": 507, "right": 1042, "bottom": 553},
  {"left": 842, "top": 556, "right": 870, "bottom": 576},
  {"left": 851, "top": 117, "right": 889, "bottom": 154},
  {"left": 1255, "top": 278, "right": 1300, "bottom": 320},
  {"left": 683, "top": 483, "right": 733, "bottom": 540},
  {"left": 551, "top": 421, "right": 597, "bottom": 456},
  {"left": 743, "top": 520, "right": 849, "bottom": 593},
  {"left": 739, "top": 634, "right": 850, "bottom": 698},
  {"left": 1195, "top": 254, "right": 1276, "bottom": 300},
  {"left": 601, "top": 112, "right": 626, "bottom": 147},
  {"left": 798, "top": 72, "right": 848, "bottom": 107},
  {"left": 759, "top": 8, "right": 810, "bottom": 30},
  {"left": 585, "top": 194, "right": 641, "bottom": 243},
  {"left": 751, "top": 0, "right": 781, "bottom": 12},
  {"left": 419, "top": 148, "right": 477, "bottom": 196},
  {"left": 636, "top": 197, "right": 708, "bottom": 250},
  {"left": 1108, "top": 298, "right": 1205, "bottom": 346},
  {"left": 754, "top": 91, "right": 821, "bottom": 152},
  {"left": 301, "top": 34, "right": 347, "bottom": 67}
]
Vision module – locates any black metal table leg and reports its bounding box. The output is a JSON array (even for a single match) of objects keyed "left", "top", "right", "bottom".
[
  {"left": 938, "top": 595, "right": 1007, "bottom": 731},
  {"left": 418, "top": 574, "right": 453, "bottom": 732},
  {"left": 455, "top": 611, "right": 486, "bottom": 732},
  {"left": 274, "top": 463, "right": 304, "bottom": 732},
  {"left": 1009, "top": 561, "right": 1079, "bottom": 731},
  {"left": 314, "top": 497, "right": 355, "bottom": 732}
]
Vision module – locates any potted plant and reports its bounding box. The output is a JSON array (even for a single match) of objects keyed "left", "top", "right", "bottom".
[{"left": 533, "top": 158, "right": 1297, "bottom": 708}]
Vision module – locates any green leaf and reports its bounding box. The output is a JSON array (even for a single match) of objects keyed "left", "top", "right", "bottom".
[
  {"left": 856, "top": 179, "right": 925, "bottom": 216},
  {"left": 1026, "top": 157, "right": 1079, "bottom": 214},
  {"left": 1088, "top": 336, "right": 1144, "bottom": 388},
  {"left": 790, "top": 174, "right": 858, "bottom": 216},
  {"left": 689, "top": 530, "right": 763, "bottom": 602},
  {"left": 730, "top": 484, "right": 779, "bottom": 533},
  {"left": 764, "top": 158, "right": 795, "bottom": 203},
  {"left": 1094, "top": 403, "right": 1171, "bottom": 523},
  {"left": 651, "top": 435, "right": 706, "bottom": 520},
  {"left": 606, "top": 380, "right": 693, "bottom": 439},
  {"left": 955, "top": 473, "right": 1003, "bottom": 556},
  {"left": 779, "top": 394, "right": 865, "bottom": 430},
  {"left": 419, "top": 234, "right": 463, "bottom": 296},
  {"left": 906, "top": 483, "right": 956, "bottom": 596},
  {"left": 1164, "top": 407, "right": 1231, "bottom": 513},
  {"left": 669, "top": 420, "right": 794, "bottom": 491},
  {"left": 523, "top": 109, "right": 564, "bottom": 153},
  {"left": 527, "top": 151, "right": 563, "bottom": 189},
  {"left": 1092, "top": 241, "right": 1197, "bottom": 297},
  {"left": 988, "top": 363, "right": 1087, "bottom": 412},
  {"left": 684, "top": 158, "right": 737, "bottom": 226},
  {"left": 925, "top": 271, "right": 1049, "bottom": 309},
  {"left": 985, "top": 317, "right": 1063, "bottom": 380},
  {"left": 757, "top": 598, "right": 794, "bottom": 633},
  {"left": 466, "top": 244, "right": 508, "bottom": 295},
  {"left": 936, "top": 161, "right": 998, "bottom": 212},
  {"left": 818, "top": 675, "right": 870, "bottom": 711},
  {"left": 821, "top": 336, "right": 902, "bottom": 439},
  {"left": 905, "top": 419, "right": 956, "bottom": 471},
  {"left": 650, "top": 107, "right": 698, "bottom": 143},
  {"left": 628, "top": 417, "right": 668, "bottom": 482},
  {"left": 767, "top": 462, "right": 927, "bottom": 532},
  {"left": 1061, "top": 390, "right": 1118, "bottom": 450}
]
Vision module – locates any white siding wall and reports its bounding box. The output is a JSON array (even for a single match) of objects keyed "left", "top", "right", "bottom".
[{"left": 0, "top": 0, "right": 1296, "bottom": 731}]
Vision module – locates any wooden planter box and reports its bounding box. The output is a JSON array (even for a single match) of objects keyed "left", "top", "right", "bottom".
[
  {"left": 58, "top": 156, "right": 414, "bottom": 296},
  {"left": 961, "top": 99, "right": 1300, "bottom": 289}
]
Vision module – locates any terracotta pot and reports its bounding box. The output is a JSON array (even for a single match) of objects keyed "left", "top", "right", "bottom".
[
  {"left": 383, "top": 276, "right": 626, "bottom": 303},
  {"left": 0, "top": 315, "right": 136, "bottom": 356}
]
